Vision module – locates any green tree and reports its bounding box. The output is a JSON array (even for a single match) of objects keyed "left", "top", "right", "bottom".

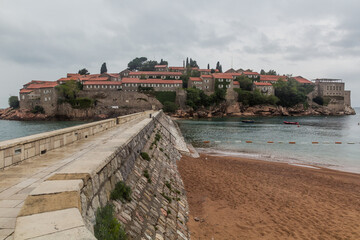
[
  {"left": 273, "top": 79, "right": 313, "bottom": 107},
  {"left": 207, "top": 63, "right": 210, "bottom": 69},
  {"left": 127, "top": 57, "right": 147, "bottom": 71},
  {"left": 159, "top": 59, "right": 168, "bottom": 65},
  {"left": 8, "top": 96, "right": 19, "bottom": 109},
  {"left": 236, "top": 75, "right": 253, "bottom": 91},
  {"left": 186, "top": 57, "right": 189, "bottom": 67},
  {"left": 260, "top": 69, "right": 266, "bottom": 75},
  {"left": 163, "top": 101, "right": 178, "bottom": 113},
  {"left": 56, "top": 80, "right": 81, "bottom": 100},
  {"left": 100, "top": 62, "right": 107, "bottom": 74},
  {"left": 140, "top": 60, "right": 158, "bottom": 71},
  {"left": 78, "top": 68, "right": 89, "bottom": 75}
]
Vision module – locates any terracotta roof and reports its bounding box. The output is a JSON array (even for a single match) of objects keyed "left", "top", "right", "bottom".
[
  {"left": 189, "top": 77, "right": 202, "bottom": 82},
  {"left": 86, "top": 77, "right": 109, "bottom": 81},
  {"left": 226, "top": 73, "right": 242, "bottom": 77},
  {"left": 121, "top": 78, "right": 182, "bottom": 84},
  {"left": 243, "top": 71, "right": 259, "bottom": 75},
  {"left": 67, "top": 73, "right": 81, "bottom": 78},
  {"left": 129, "top": 71, "right": 182, "bottom": 76},
  {"left": 260, "top": 75, "right": 287, "bottom": 81},
  {"left": 24, "top": 80, "right": 49, "bottom": 86},
  {"left": 26, "top": 82, "right": 58, "bottom": 89},
  {"left": 20, "top": 89, "right": 33, "bottom": 94},
  {"left": 254, "top": 82, "right": 273, "bottom": 86},
  {"left": 201, "top": 75, "right": 213, "bottom": 78},
  {"left": 233, "top": 81, "right": 240, "bottom": 85},
  {"left": 198, "top": 69, "right": 211, "bottom": 72},
  {"left": 155, "top": 65, "right": 168, "bottom": 68},
  {"left": 107, "top": 73, "right": 120, "bottom": 78},
  {"left": 212, "top": 73, "right": 233, "bottom": 79},
  {"left": 169, "top": 67, "right": 185, "bottom": 70},
  {"left": 83, "top": 81, "right": 122, "bottom": 85},
  {"left": 293, "top": 76, "right": 313, "bottom": 84}
]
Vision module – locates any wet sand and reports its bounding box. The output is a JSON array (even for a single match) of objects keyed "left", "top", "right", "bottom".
[{"left": 177, "top": 154, "right": 360, "bottom": 240}]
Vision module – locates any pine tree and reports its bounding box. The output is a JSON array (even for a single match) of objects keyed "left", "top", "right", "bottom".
[
  {"left": 100, "top": 62, "right": 107, "bottom": 74},
  {"left": 216, "top": 61, "right": 220, "bottom": 70},
  {"left": 186, "top": 58, "right": 189, "bottom": 67}
]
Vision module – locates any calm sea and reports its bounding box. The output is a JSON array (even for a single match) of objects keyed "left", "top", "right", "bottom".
[
  {"left": 177, "top": 107, "right": 360, "bottom": 174},
  {"left": 0, "top": 120, "right": 87, "bottom": 142}
]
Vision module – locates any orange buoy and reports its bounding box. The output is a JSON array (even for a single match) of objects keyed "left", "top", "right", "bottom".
[
  {"left": 203, "top": 141, "right": 210, "bottom": 143},
  {"left": 335, "top": 142, "right": 342, "bottom": 144},
  {"left": 312, "top": 142, "right": 319, "bottom": 144},
  {"left": 289, "top": 142, "right": 296, "bottom": 144},
  {"left": 246, "top": 141, "right": 253, "bottom": 143},
  {"left": 267, "top": 141, "right": 274, "bottom": 143}
]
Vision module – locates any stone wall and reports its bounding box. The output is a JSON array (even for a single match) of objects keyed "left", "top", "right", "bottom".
[{"left": 14, "top": 111, "right": 190, "bottom": 240}]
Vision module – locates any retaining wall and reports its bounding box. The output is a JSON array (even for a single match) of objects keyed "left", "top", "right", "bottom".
[
  {"left": 14, "top": 111, "right": 190, "bottom": 240},
  {"left": 0, "top": 111, "right": 152, "bottom": 170}
]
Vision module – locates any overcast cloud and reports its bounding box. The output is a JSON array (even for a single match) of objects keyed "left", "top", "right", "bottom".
[{"left": 0, "top": 0, "right": 359, "bottom": 107}]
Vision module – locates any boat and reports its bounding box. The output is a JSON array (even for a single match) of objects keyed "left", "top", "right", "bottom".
[
  {"left": 242, "top": 120, "right": 255, "bottom": 123},
  {"left": 283, "top": 121, "right": 299, "bottom": 125}
]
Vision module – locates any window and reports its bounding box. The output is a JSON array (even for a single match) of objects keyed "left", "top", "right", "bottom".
[
  {"left": 44, "top": 97, "right": 47, "bottom": 101},
  {"left": 219, "top": 84, "right": 223, "bottom": 88},
  {"left": 226, "top": 79, "right": 231, "bottom": 82},
  {"left": 218, "top": 79, "right": 223, "bottom": 82},
  {"left": 226, "top": 85, "right": 230, "bottom": 88},
  {"left": 205, "top": 80, "right": 209, "bottom": 83},
  {"left": 22, "top": 95, "right": 25, "bottom": 100}
]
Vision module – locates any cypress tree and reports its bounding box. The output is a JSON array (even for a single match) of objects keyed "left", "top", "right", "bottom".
[
  {"left": 100, "top": 62, "right": 107, "bottom": 74},
  {"left": 207, "top": 64, "right": 210, "bottom": 69}
]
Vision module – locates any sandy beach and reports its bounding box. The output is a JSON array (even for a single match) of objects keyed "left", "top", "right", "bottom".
[{"left": 178, "top": 154, "right": 360, "bottom": 240}]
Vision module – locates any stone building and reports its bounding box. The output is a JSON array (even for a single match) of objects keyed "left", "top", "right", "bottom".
[
  {"left": 19, "top": 81, "right": 59, "bottom": 115},
  {"left": 82, "top": 81, "right": 122, "bottom": 91},
  {"left": 154, "top": 65, "right": 168, "bottom": 72},
  {"left": 252, "top": 82, "right": 274, "bottom": 95},
  {"left": 293, "top": 76, "right": 313, "bottom": 85},
  {"left": 168, "top": 67, "right": 185, "bottom": 73},
  {"left": 121, "top": 78, "right": 182, "bottom": 92},
  {"left": 188, "top": 75, "right": 215, "bottom": 93},
  {"left": 128, "top": 71, "right": 182, "bottom": 80},
  {"left": 313, "top": 78, "right": 352, "bottom": 111},
  {"left": 258, "top": 75, "right": 287, "bottom": 84}
]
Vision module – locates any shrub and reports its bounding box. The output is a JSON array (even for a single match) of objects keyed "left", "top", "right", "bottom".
[
  {"left": 140, "top": 152, "right": 150, "bottom": 161},
  {"left": 110, "top": 181, "right": 132, "bottom": 203},
  {"left": 94, "top": 204, "right": 127, "bottom": 240},
  {"left": 143, "top": 170, "right": 151, "bottom": 183},
  {"left": 68, "top": 97, "right": 94, "bottom": 109},
  {"left": 8, "top": 96, "right": 19, "bottom": 109},
  {"left": 153, "top": 91, "right": 176, "bottom": 105},
  {"left": 163, "top": 101, "right": 178, "bottom": 113},
  {"left": 313, "top": 96, "right": 324, "bottom": 105},
  {"left": 31, "top": 105, "right": 45, "bottom": 114}
]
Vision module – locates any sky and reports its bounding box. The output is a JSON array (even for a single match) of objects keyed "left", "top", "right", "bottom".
[{"left": 0, "top": 0, "right": 359, "bottom": 107}]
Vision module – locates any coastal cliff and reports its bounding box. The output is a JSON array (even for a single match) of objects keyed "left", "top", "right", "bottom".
[{"left": 172, "top": 102, "right": 356, "bottom": 119}]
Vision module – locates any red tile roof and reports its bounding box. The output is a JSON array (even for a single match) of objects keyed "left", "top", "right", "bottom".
[
  {"left": 260, "top": 75, "right": 287, "bottom": 82},
  {"left": 254, "top": 82, "right": 272, "bottom": 86},
  {"left": 233, "top": 81, "right": 240, "bottom": 85},
  {"left": 20, "top": 89, "right": 33, "bottom": 94},
  {"left": 121, "top": 78, "right": 182, "bottom": 84},
  {"left": 67, "top": 73, "right": 81, "bottom": 78},
  {"left": 128, "top": 71, "right": 182, "bottom": 76},
  {"left": 169, "top": 67, "right": 185, "bottom": 70},
  {"left": 212, "top": 73, "right": 234, "bottom": 79},
  {"left": 86, "top": 77, "right": 109, "bottom": 81},
  {"left": 226, "top": 73, "right": 242, "bottom": 77},
  {"left": 155, "top": 65, "right": 168, "bottom": 68},
  {"left": 198, "top": 69, "right": 211, "bottom": 72},
  {"left": 293, "top": 76, "right": 313, "bottom": 84},
  {"left": 243, "top": 71, "right": 259, "bottom": 75},
  {"left": 26, "top": 82, "right": 58, "bottom": 89},
  {"left": 23, "top": 80, "right": 50, "bottom": 86},
  {"left": 189, "top": 77, "right": 202, "bottom": 82},
  {"left": 83, "top": 81, "right": 122, "bottom": 85}
]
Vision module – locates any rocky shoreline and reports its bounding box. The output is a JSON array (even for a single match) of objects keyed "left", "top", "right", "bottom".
[
  {"left": 1, "top": 103, "right": 356, "bottom": 121},
  {"left": 172, "top": 102, "right": 356, "bottom": 119}
]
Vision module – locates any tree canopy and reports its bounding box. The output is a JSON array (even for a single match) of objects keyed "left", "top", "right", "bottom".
[
  {"left": 78, "top": 68, "right": 90, "bottom": 75},
  {"left": 100, "top": 62, "right": 107, "bottom": 74},
  {"left": 186, "top": 88, "right": 226, "bottom": 110},
  {"left": 128, "top": 57, "right": 147, "bottom": 71},
  {"left": 236, "top": 75, "right": 253, "bottom": 91},
  {"left": 8, "top": 96, "right": 19, "bottom": 109},
  {"left": 127, "top": 57, "right": 168, "bottom": 71},
  {"left": 273, "top": 79, "right": 314, "bottom": 107},
  {"left": 260, "top": 69, "right": 277, "bottom": 75}
]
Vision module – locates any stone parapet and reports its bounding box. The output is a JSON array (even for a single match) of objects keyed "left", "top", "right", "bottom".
[{"left": 0, "top": 111, "right": 152, "bottom": 170}]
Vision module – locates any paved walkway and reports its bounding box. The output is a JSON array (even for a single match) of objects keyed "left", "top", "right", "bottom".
[{"left": 0, "top": 115, "right": 147, "bottom": 240}]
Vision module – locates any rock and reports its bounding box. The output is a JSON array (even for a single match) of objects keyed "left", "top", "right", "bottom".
[{"left": 194, "top": 217, "right": 200, "bottom": 222}]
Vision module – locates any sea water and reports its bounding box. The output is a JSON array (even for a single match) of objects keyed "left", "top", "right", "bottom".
[
  {"left": 177, "top": 107, "right": 360, "bottom": 174},
  {"left": 0, "top": 120, "right": 87, "bottom": 142}
]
